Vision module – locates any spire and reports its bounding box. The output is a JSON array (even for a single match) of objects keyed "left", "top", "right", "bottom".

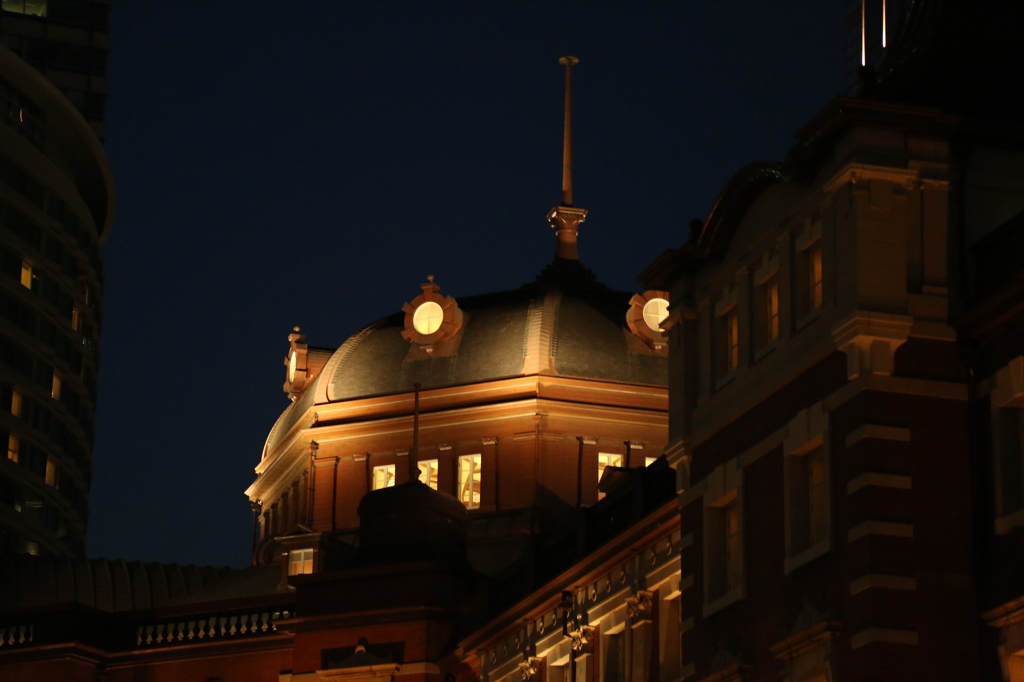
[
  {"left": 547, "top": 56, "right": 588, "bottom": 261},
  {"left": 559, "top": 55, "right": 577, "bottom": 206}
]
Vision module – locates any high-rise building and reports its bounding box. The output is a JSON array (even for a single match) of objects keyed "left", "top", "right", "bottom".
[
  {"left": 0, "top": 41, "right": 113, "bottom": 557},
  {"left": 0, "top": 0, "right": 110, "bottom": 140}
]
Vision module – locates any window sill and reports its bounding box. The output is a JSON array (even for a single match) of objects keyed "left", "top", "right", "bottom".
[
  {"left": 795, "top": 308, "right": 821, "bottom": 332},
  {"left": 753, "top": 340, "right": 778, "bottom": 363},
  {"left": 784, "top": 537, "right": 831, "bottom": 574},
  {"left": 702, "top": 584, "right": 744, "bottom": 618},
  {"left": 714, "top": 371, "right": 737, "bottom": 393},
  {"left": 995, "top": 508, "right": 1024, "bottom": 535}
]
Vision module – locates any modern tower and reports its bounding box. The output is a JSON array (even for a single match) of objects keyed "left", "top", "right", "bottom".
[
  {"left": 0, "top": 40, "right": 113, "bottom": 557},
  {"left": 0, "top": 0, "right": 110, "bottom": 140}
]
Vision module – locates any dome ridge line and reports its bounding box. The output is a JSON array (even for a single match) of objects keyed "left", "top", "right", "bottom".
[
  {"left": 323, "top": 318, "right": 391, "bottom": 403},
  {"left": 521, "top": 289, "right": 561, "bottom": 376}
]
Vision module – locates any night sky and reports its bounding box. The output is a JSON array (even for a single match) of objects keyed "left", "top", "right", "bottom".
[{"left": 88, "top": 2, "right": 849, "bottom": 568}]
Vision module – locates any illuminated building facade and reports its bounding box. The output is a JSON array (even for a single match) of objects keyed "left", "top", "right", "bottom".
[
  {"left": 0, "top": 41, "right": 112, "bottom": 558},
  {"left": 4, "top": 1, "right": 1024, "bottom": 680},
  {"left": 640, "top": 1, "right": 1024, "bottom": 680},
  {"left": 0, "top": 0, "right": 110, "bottom": 139}
]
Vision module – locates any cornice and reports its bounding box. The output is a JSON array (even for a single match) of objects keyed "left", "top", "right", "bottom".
[{"left": 458, "top": 498, "right": 679, "bottom": 653}]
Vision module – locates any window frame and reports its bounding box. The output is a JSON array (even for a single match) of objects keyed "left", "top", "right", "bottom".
[
  {"left": 458, "top": 454, "right": 481, "bottom": 509},
  {"left": 371, "top": 463, "right": 395, "bottom": 491}
]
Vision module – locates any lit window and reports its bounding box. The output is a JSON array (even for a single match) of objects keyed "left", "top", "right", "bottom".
[
  {"left": 458, "top": 454, "right": 481, "bottom": 509},
  {"left": 2, "top": 1, "right": 47, "bottom": 18},
  {"left": 717, "top": 307, "right": 739, "bottom": 377},
  {"left": 798, "top": 243, "right": 823, "bottom": 317},
  {"left": 19, "top": 261, "right": 32, "bottom": 289},
  {"left": 372, "top": 464, "right": 395, "bottom": 490},
  {"left": 45, "top": 457, "right": 59, "bottom": 488},
  {"left": 71, "top": 307, "right": 81, "bottom": 332},
  {"left": 645, "top": 456, "right": 657, "bottom": 467},
  {"left": 288, "top": 548, "right": 314, "bottom": 575},
  {"left": 418, "top": 459, "right": 439, "bottom": 490},
  {"left": 412, "top": 301, "right": 444, "bottom": 335},
  {"left": 6, "top": 435, "right": 17, "bottom": 463},
  {"left": 11, "top": 390, "right": 22, "bottom": 417},
  {"left": 707, "top": 496, "right": 742, "bottom": 601},
  {"left": 597, "top": 453, "right": 622, "bottom": 483},
  {"left": 755, "top": 276, "right": 779, "bottom": 348},
  {"left": 51, "top": 374, "right": 61, "bottom": 400},
  {"left": 597, "top": 453, "right": 623, "bottom": 500},
  {"left": 287, "top": 350, "right": 297, "bottom": 384},
  {"left": 642, "top": 297, "right": 670, "bottom": 332}
]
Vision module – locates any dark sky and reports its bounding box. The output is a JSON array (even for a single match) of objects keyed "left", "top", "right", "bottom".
[{"left": 88, "top": 1, "right": 850, "bottom": 568}]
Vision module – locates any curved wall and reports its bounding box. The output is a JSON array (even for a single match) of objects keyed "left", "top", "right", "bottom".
[{"left": 0, "top": 43, "right": 114, "bottom": 556}]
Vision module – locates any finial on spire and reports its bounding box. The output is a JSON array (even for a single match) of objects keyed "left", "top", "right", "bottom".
[{"left": 547, "top": 56, "right": 587, "bottom": 261}]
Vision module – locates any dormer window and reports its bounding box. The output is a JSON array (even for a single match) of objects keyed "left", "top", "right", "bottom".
[
  {"left": 401, "top": 276, "right": 463, "bottom": 353},
  {"left": 626, "top": 290, "right": 670, "bottom": 351}
]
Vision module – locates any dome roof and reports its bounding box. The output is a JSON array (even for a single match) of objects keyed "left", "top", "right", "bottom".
[
  {"left": 321, "top": 260, "right": 667, "bottom": 403},
  {"left": 263, "top": 259, "right": 668, "bottom": 460}
]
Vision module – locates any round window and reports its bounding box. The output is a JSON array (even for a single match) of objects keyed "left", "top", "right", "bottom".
[
  {"left": 288, "top": 350, "right": 297, "bottom": 384},
  {"left": 413, "top": 301, "right": 444, "bottom": 335},
  {"left": 642, "top": 298, "right": 669, "bottom": 332}
]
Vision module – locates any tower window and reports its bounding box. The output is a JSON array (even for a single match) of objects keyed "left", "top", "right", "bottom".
[
  {"left": 797, "top": 242, "right": 823, "bottom": 317},
  {"left": 458, "top": 454, "right": 481, "bottom": 509},
  {"left": 755, "top": 275, "right": 779, "bottom": 348},
  {"left": 787, "top": 445, "right": 830, "bottom": 556},
  {"left": 372, "top": 464, "right": 395, "bottom": 490},
  {"left": 418, "top": 458, "right": 439, "bottom": 490},
  {"left": 51, "top": 374, "right": 61, "bottom": 400},
  {"left": 19, "top": 261, "right": 32, "bottom": 289},
  {"left": 288, "top": 548, "right": 314, "bottom": 576},
  {"left": 71, "top": 307, "right": 81, "bottom": 332},
  {"left": 6, "top": 435, "right": 17, "bottom": 463},
  {"left": 716, "top": 306, "right": 739, "bottom": 377},
  {"left": 993, "top": 407, "right": 1024, "bottom": 517},
  {"left": 44, "top": 457, "right": 59, "bottom": 488},
  {"left": 10, "top": 390, "right": 22, "bottom": 417},
  {"left": 706, "top": 494, "right": 742, "bottom": 602}
]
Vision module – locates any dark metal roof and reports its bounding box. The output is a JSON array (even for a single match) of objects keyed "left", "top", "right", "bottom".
[
  {"left": 0, "top": 556, "right": 233, "bottom": 612},
  {"left": 326, "top": 278, "right": 667, "bottom": 401}
]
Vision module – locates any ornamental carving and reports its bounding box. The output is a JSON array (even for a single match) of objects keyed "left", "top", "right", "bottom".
[
  {"left": 570, "top": 626, "right": 593, "bottom": 652},
  {"left": 626, "top": 590, "right": 654, "bottom": 623},
  {"left": 518, "top": 657, "right": 542, "bottom": 681},
  {"left": 283, "top": 326, "right": 309, "bottom": 400}
]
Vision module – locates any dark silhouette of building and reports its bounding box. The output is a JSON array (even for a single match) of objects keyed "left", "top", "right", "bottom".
[
  {"left": 0, "top": 0, "right": 110, "bottom": 139},
  {"left": 0, "top": 41, "right": 113, "bottom": 557}
]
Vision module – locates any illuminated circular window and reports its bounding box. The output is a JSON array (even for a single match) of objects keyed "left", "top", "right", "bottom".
[
  {"left": 413, "top": 301, "right": 444, "bottom": 335},
  {"left": 642, "top": 298, "right": 669, "bottom": 332},
  {"left": 288, "top": 350, "right": 297, "bottom": 384},
  {"left": 626, "top": 290, "right": 670, "bottom": 351},
  {"left": 402, "top": 277, "right": 464, "bottom": 352}
]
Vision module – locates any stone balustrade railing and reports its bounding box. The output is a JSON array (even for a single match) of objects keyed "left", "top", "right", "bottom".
[
  {"left": 0, "top": 624, "right": 33, "bottom": 647},
  {"left": 135, "top": 608, "right": 291, "bottom": 646}
]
